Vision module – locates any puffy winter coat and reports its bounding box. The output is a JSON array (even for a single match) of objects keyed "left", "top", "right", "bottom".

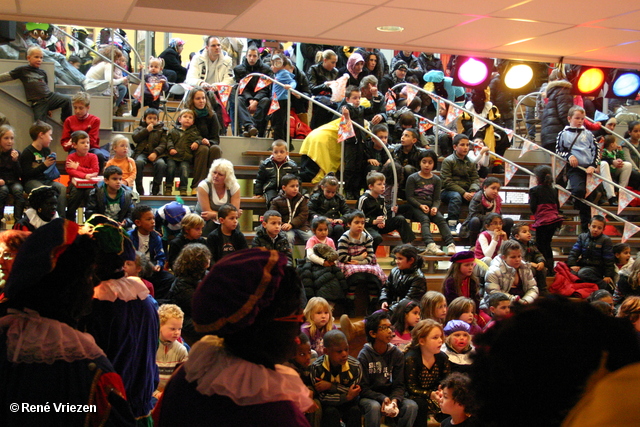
[
  {"left": 481, "top": 255, "right": 539, "bottom": 309},
  {"left": 297, "top": 261, "right": 347, "bottom": 302},
  {"left": 132, "top": 123, "right": 168, "bottom": 157},
  {"left": 308, "top": 190, "right": 351, "bottom": 220},
  {"left": 540, "top": 80, "right": 573, "bottom": 150},
  {"left": 254, "top": 156, "right": 299, "bottom": 195}
]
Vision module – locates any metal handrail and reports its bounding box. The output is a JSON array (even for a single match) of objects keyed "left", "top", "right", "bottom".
[
  {"left": 390, "top": 82, "right": 639, "bottom": 232},
  {"left": 513, "top": 91, "right": 542, "bottom": 145},
  {"left": 233, "top": 72, "right": 399, "bottom": 207}
]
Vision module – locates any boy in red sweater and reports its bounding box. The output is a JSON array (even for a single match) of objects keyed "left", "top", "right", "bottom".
[
  {"left": 61, "top": 92, "right": 108, "bottom": 170},
  {"left": 65, "top": 130, "right": 99, "bottom": 221}
]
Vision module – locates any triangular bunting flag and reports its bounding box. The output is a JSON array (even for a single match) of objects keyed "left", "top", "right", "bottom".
[
  {"left": 558, "top": 190, "right": 571, "bottom": 207},
  {"left": 268, "top": 93, "right": 280, "bottom": 115},
  {"left": 472, "top": 117, "right": 483, "bottom": 137},
  {"left": 553, "top": 160, "right": 566, "bottom": 180},
  {"left": 216, "top": 85, "right": 232, "bottom": 108},
  {"left": 405, "top": 86, "right": 418, "bottom": 107},
  {"left": 429, "top": 93, "right": 438, "bottom": 103},
  {"left": 385, "top": 91, "right": 396, "bottom": 113},
  {"left": 618, "top": 189, "right": 635, "bottom": 215},
  {"left": 146, "top": 82, "right": 164, "bottom": 101},
  {"left": 237, "top": 76, "right": 252, "bottom": 95},
  {"left": 594, "top": 110, "right": 609, "bottom": 122},
  {"left": 591, "top": 206, "right": 599, "bottom": 218},
  {"left": 529, "top": 175, "right": 537, "bottom": 188},
  {"left": 438, "top": 100, "right": 447, "bottom": 114},
  {"left": 445, "top": 106, "right": 460, "bottom": 126},
  {"left": 337, "top": 113, "right": 355, "bottom": 143},
  {"left": 622, "top": 222, "right": 640, "bottom": 243},
  {"left": 504, "top": 163, "right": 517, "bottom": 185},
  {"left": 506, "top": 129, "right": 514, "bottom": 142},
  {"left": 255, "top": 76, "right": 271, "bottom": 91},
  {"left": 519, "top": 140, "right": 541, "bottom": 158},
  {"left": 418, "top": 117, "right": 432, "bottom": 133},
  {"left": 585, "top": 174, "right": 603, "bottom": 198}
]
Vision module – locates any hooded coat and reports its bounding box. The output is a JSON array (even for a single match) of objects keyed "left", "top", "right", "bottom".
[{"left": 540, "top": 79, "right": 573, "bottom": 150}]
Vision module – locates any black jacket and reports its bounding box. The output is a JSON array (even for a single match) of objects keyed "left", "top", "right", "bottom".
[
  {"left": 85, "top": 181, "right": 134, "bottom": 227},
  {"left": 308, "top": 190, "right": 351, "bottom": 220},
  {"left": 254, "top": 156, "right": 299, "bottom": 196},
  {"left": 379, "top": 266, "right": 426, "bottom": 307},
  {"left": 158, "top": 46, "right": 187, "bottom": 82},
  {"left": 297, "top": 261, "right": 347, "bottom": 302},
  {"left": 206, "top": 227, "right": 248, "bottom": 263},
  {"left": 356, "top": 191, "right": 388, "bottom": 226},
  {"left": 251, "top": 225, "right": 293, "bottom": 266},
  {"left": 233, "top": 56, "right": 272, "bottom": 102},
  {"left": 167, "top": 233, "right": 207, "bottom": 269},
  {"left": 132, "top": 122, "right": 168, "bottom": 157},
  {"left": 0, "top": 149, "right": 21, "bottom": 183},
  {"left": 540, "top": 80, "right": 573, "bottom": 150},
  {"left": 307, "top": 63, "right": 338, "bottom": 96},
  {"left": 568, "top": 232, "right": 615, "bottom": 279}
]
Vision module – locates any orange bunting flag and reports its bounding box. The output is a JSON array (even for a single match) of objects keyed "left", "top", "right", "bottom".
[
  {"left": 337, "top": 113, "right": 355, "bottom": 143},
  {"left": 519, "top": 140, "right": 541, "bottom": 158},
  {"left": 255, "top": 76, "right": 271, "bottom": 91},
  {"left": 419, "top": 117, "right": 432, "bottom": 133},
  {"left": 438, "top": 100, "right": 447, "bottom": 113},
  {"left": 238, "top": 76, "right": 252, "bottom": 95},
  {"left": 405, "top": 86, "right": 418, "bottom": 107},
  {"left": 529, "top": 175, "right": 537, "bottom": 188},
  {"left": 558, "top": 190, "right": 571, "bottom": 207},
  {"left": 618, "top": 189, "right": 635, "bottom": 215},
  {"left": 216, "top": 84, "right": 232, "bottom": 108},
  {"left": 385, "top": 91, "right": 396, "bottom": 113},
  {"left": 622, "top": 222, "right": 640, "bottom": 243},
  {"left": 590, "top": 206, "right": 606, "bottom": 219},
  {"left": 553, "top": 159, "right": 566, "bottom": 180},
  {"left": 268, "top": 93, "right": 280, "bottom": 115},
  {"left": 445, "top": 106, "right": 459, "bottom": 126},
  {"left": 585, "top": 174, "right": 603, "bottom": 198},
  {"left": 506, "top": 129, "right": 514, "bottom": 142},
  {"left": 504, "top": 163, "right": 518, "bottom": 186}
]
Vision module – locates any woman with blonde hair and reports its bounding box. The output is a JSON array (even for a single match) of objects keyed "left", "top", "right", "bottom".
[{"left": 195, "top": 158, "right": 241, "bottom": 235}]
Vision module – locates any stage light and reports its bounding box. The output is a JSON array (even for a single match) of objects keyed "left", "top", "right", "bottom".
[
  {"left": 451, "top": 56, "right": 494, "bottom": 89},
  {"left": 504, "top": 64, "right": 533, "bottom": 90},
  {"left": 577, "top": 68, "right": 605, "bottom": 94},
  {"left": 606, "top": 70, "right": 640, "bottom": 99}
]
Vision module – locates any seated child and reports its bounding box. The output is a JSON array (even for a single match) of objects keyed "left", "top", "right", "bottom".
[
  {"left": 441, "top": 320, "right": 474, "bottom": 374},
  {"left": 391, "top": 127, "right": 425, "bottom": 196},
  {"left": 284, "top": 334, "right": 321, "bottom": 427},
  {"left": 405, "top": 149, "right": 456, "bottom": 256},
  {"left": 129, "top": 205, "right": 174, "bottom": 300},
  {"left": 85, "top": 165, "right": 134, "bottom": 228},
  {"left": 65, "top": 130, "right": 99, "bottom": 221},
  {"left": 445, "top": 297, "right": 483, "bottom": 336},
  {"left": 462, "top": 177, "right": 513, "bottom": 242},
  {"left": 439, "top": 372, "right": 477, "bottom": 427},
  {"left": 132, "top": 57, "right": 169, "bottom": 117},
  {"left": 310, "top": 330, "right": 363, "bottom": 427},
  {"left": 269, "top": 173, "right": 313, "bottom": 246},
  {"left": 337, "top": 211, "right": 388, "bottom": 313},
  {"left": 467, "top": 138, "right": 490, "bottom": 178},
  {"left": 306, "top": 216, "right": 336, "bottom": 266},
  {"left": 440, "top": 134, "right": 481, "bottom": 235},
  {"left": 0, "top": 125, "right": 25, "bottom": 221},
  {"left": 567, "top": 214, "right": 615, "bottom": 291},
  {"left": 106, "top": 134, "right": 137, "bottom": 188},
  {"left": 614, "top": 242, "right": 633, "bottom": 280},
  {"left": 206, "top": 203, "right": 247, "bottom": 264},
  {"left": 357, "top": 171, "right": 414, "bottom": 252},
  {"left": 308, "top": 174, "right": 352, "bottom": 243},
  {"left": 511, "top": 222, "right": 547, "bottom": 295},
  {"left": 441, "top": 251, "right": 481, "bottom": 308},
  {"left": 124, "top": 250, "right": 156, "bottom": 298},
  {"left": 599, "top": 135, "right": 637, "bottom": 206},
  {"left": 403, "top": 319, "right": 447, "bottom": 426},
  {"left": 19, "top": 121, "right": 67, "bottom": 218},
  {"left": 155, "top": 201, "right": 190, "bottom": 252},
  {"left": 389, "top": 299, "right": 421, "bottom": 351},
  {"left": 251, "top": 210, "right": 293, "bottom": 266},
  {"left": 0, "top": 46, "right": 71, "bottom": 122},
  {"left": 359, "top": 311, "right": 418, "bottom": 427},
  {"left": 420, "top": 291, "right": 448, "bottom": 324},
  {"left": 253, "top": 139, "right": 299, "bottom": 206},
  {"left": 483, "top": 292, "right": 511, "bottom": 330},
  {"left": 167, "top": 213, "right": 206, "bottom": 269},
  {"left": 155, "top": 304, "right": 189, "bottom": 400},
  {"left": 301, "top": 296, "right": 338, "bottom": 355},
  {"left": 587, "top": 289, "right": 614, "bottom": 317},
  {"left": 474, "top": 213, "right": 508, "bottom": 266},
  {"left": 481, "top": 240, "right": 539, "bottom": 321},
  {"left": 132, "top": 108, "right": 168, "bottom": 196},
  {"left": 61, "top": 92, "right": 107, "bottom": 169},
  {"left": 167, "top": 109, "right": 201, "bottom": 196},
  {"left": 379, "top": 244, "right": 426, "bottom": 310},
  {"left": 365, "top": 124, "right": 391, "bottom": 174}
]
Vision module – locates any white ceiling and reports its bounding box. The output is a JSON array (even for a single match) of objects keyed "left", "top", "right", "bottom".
[{"left": 3, "top": 0, "right": 640, "bottom": 68}]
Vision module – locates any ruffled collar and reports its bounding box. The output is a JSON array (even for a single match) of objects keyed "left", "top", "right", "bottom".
[
  {"left": 25, "top": 207, "right": 58, "bottom": 229},
  {"left": 184, "top": 335, "right": 313, "bottom": 411},
  {"left": 0, "top": 308, "right": 105, "bottom": 364},
  {"left": 93, "top": 276, "right": 150, "bottom": 302}
]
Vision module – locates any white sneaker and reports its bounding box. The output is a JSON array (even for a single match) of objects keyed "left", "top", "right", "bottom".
[
  {"left": 446, "top": 243, "right": 457, "bottom": 255},
  {"left": 448, "top": 220, "right": 458, "bottom": 236},
  {"left": 424, "top": 242, "right": 445, "bottom": 256}
]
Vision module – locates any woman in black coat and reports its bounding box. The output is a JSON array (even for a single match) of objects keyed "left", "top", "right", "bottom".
[
  {"left": 159, "top": 38, "right": 188, "bottom": 83},
  {"left": 540, "top": 70, "right": 573, "bottom": 152}
]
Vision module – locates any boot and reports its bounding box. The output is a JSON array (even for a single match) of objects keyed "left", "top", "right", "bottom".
[
  {"left": 151, "top": 183, "right": 160, "bottom": 196},
  {"left": 340, "top": 314, "right": 365, "bottom": 341},
  {"left": 164, "top": 184, "right": 173, "bottom": 196}
]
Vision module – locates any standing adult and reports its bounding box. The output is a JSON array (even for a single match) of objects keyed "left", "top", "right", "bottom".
[
  {"left": 195, "top": 159, "right": 241, "bottom": 235},
  {"left": 540, "top": 69, "right": 573, "bottom": 152},
  {"left": 185, "top": 89, "right": 222, "bottom": 195},
  {"left": 159, "top": 38, "right": 187, "bottom": 83},
  {"left": 338, "top": 52, "right": 367, "bottom": 87},
  {"left": 308, "top": 49, "right": 339, "bottom": 129}
]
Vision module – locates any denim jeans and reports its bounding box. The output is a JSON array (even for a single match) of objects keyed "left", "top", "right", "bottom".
[
  {"left": 359, "top": 397, "right": 418, "bottom": 427},
  {"left": 0, "top": 181, "right": 25, "bottom": 220},
  {"left": 440, "top": 190, "right": 464, "bottom": 222},
  {"left": 135, "top": 154, "right": 167, "bottom": 195},
  {"left": 166, "top": 159, "right": 190, "bottom": 190}
]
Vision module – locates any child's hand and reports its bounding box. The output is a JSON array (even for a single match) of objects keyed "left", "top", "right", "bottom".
[
  {"left": 252, "top": 194, "right": 263, "bottom": 199},
  {"left": 190, "top": 142, "right": 199, "bottom": 151},
  {"left": 371, "top": 114, "right": 383, "bottom": 125},
  {"left": 314, "top": 379, "right": 332, "bottom": 392},
  {"left": 569, "top": 155, "right": 579, "bottom": 168},
  {"left": 283, "top": 84, "right": 292, "bottom": 90},
  {"left": 44, "top": 156, "right": 56, "bottom": 167},
  {"left": 603, "top": 277, "right": 614, "bottom": 286},
  {"left": 430, "top": 207, "right": 438, "bottom": 216},
  {"left": 10, "top": 149, "right": 18, "bottom": 161},
  {"left": 570, "top": 266, "right": 580, "bottom": 273},
  {"left": 536, "top": 262, "right": 545, "bottom": 271},
  {"left": 169, "top": 149, "right": 178, "bottom": 156},
  {"left": 586, "top": 166, "right": 595, "bottom": 174},
  {"left": 148, "top": 153, "right": 158, "bottom": 162},
  {"left": 368, "top": 159, "right": 380, "bottom": 166},
  {"left": 323, "top": 260, "right": 335, "bottom": 267},
  {"left": 66, "top": 160, "right": 79, "bottom": 169},
  {"left": 147, "top": 123, "right": 154, "bottom": 132},
  {"left": 0, "top": 179, "right": 5, "bottom": 186},
  {"left": 201, "top": 138, "right": 210, "bottom": 146},
  {"left": 463, "top": 191, "right": 475, "bottom": 201},
  {"left": 281, "top": 223, "right": 292, "bottom": 231},
  {"left": 391, "top": 206, "right": 398, "bottom": 213},
  {"left": 380, "top": 301, "right": 389, "bottom": 310},
  {"left": 85, "top": 173, "right": 98, "bottom": 178},
  {"left": 613, "top": 159, "right": 623, "bottom": 168},
  {"left": 334, "top": 219, "right": 343, "bottom": 224},
  {"left": 346, "top": 384, "right": 361, "bottom": 401},
  {"left": 341, "top": 107, "right": 351, "bottom": 120},
  {"left": 420, "top": 205, "right": 430, "bottom": 214},
  {"left": 153, "top": 265, "right": 161, "bottom": 272}
]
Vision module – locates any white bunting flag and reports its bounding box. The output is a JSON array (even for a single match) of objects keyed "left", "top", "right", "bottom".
[
  {"left": 558, "top": 190, "right": 571, "bottom": 207},
  {"left": 622, "top": 222, "right": 640, "bottom": 243},
  {"left": 504, "top": 163, "right": 517, "bottom": 185}
]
